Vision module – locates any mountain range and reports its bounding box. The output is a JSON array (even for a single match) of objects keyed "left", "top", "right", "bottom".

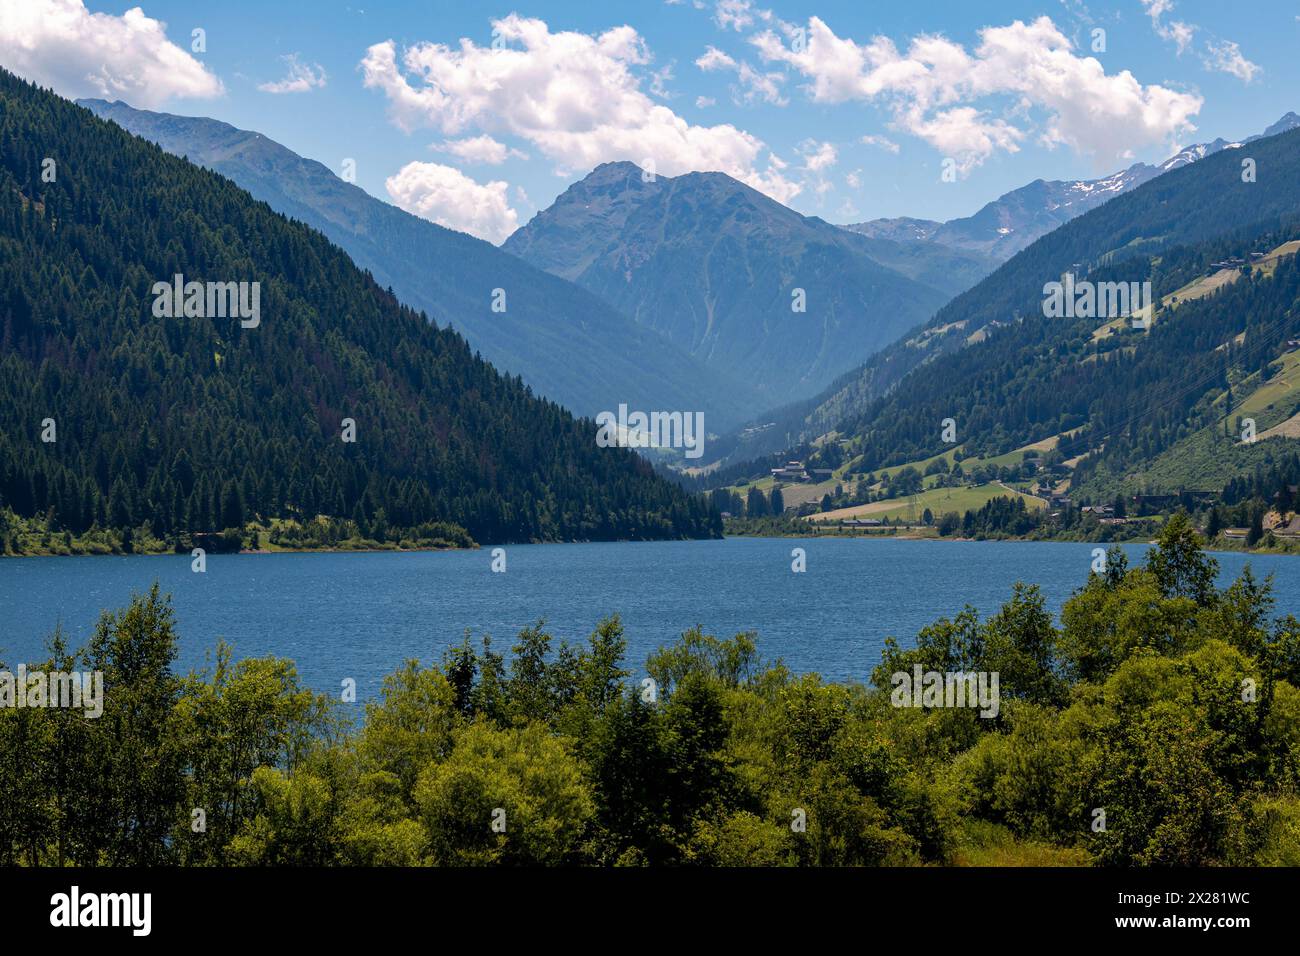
[
  {"left": 754, "top": 117, "right": 1300, "bottom": 508},
  {"left": 73, "top": 90, "right": 1300, "bottom": 506},
  {"left": 78, "top": 98, "right": 761, "bottom": 431},
  {"left": 86, "top": 98, "right": 1002, "bottom": 426},
  {"left": 504, "top": 160, "right": 997, "bottom": 407},
  {"left": 843, "top": 113, "right": 1300, "bottom": 262}
]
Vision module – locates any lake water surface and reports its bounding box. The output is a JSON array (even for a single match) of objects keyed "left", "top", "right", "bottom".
[{"left": 2, "top": 538, "right": 1296, "bottom": 699}]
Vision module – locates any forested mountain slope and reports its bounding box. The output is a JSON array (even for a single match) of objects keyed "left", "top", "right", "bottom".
[
  {"left": 804, "top": 229, "right": 1300, "bottom": 511},
  {"left": 0, "top": 71, "right": 717, "bottom": 545},
  {"left": 785, "top": 123, "right": 1300, "bottom": 463}
]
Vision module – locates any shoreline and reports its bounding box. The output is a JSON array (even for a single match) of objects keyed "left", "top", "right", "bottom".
[
  {"left": 0, "top": 541, "right": 480, "bottom": 560},
  {"left": 720, "top": 526, "right": 1300, "bottom": 558},
  {"left": 3, "top": 531, "right": 1296, "bottom": 560},
  {"left": 0, "top": 531, "right": 726, "bottom": 559}
]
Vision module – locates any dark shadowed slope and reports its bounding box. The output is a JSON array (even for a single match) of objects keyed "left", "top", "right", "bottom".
[{"left": 0, "top": 73, "right": 718, "bottom": 544}]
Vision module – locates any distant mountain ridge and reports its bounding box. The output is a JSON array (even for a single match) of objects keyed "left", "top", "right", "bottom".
[
  {"left": 79, "top": 98, "right": 761, "bottom": 430},
  {"left": 843, "top": 113, "right": 1300, "bottom": 261},
  {"left": 504, "top": 161, "right": 997, "bottom": 409}
]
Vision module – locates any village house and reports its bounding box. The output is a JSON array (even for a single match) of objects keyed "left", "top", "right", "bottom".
[{"left": 770, "top": 461, "right": 835, "bottom": 483}]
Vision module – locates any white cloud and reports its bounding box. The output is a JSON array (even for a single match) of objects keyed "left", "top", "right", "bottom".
[
  {"left": 1203, "top": 40, "right": 1260, "bottom": 84},
  {"left": 432, "top": 134, "right": 526, "bottom": 165},
  {"left": 797, "top": 140, "right": 836, "bottom": 205},
  {"left": 385, "top": 161, "right": 519, "bottom": 244},
  {"left": 696, "top": 95, "right": 716, "bottom": 108},
  {"left": 696, "top": 44, "right": 785, "bottom": 106},
  {"left": 752, "top": 15, "right": 1202, "bottom": 174},
  {"left": 844, "top": 169, "right": 862, "bottom": 189},
  {"left": 649, "top": 62, "right": 675, "bottom": 99},
  {"left": 695, "top": 45, "right": 737, "bottom": 71},
  {"left": 258, "top": 53, "right": 326, "bottom": 94},
  {"left": 798, "top": 139, "right": 837, "bottom": 172},
  {"left": 1166, "top": 22, "right": 1195, "bottom": 55},
  {"left": 1142, "top": 1, "right": 1260, "bottom": 84},
  {"left": 0, "top": 0, "right": 222, "bottom": 108},
  {"left": 860, "top": 133, "right": 900, "bottom": 153},
  {"left": 908, "top": 107, "right": 1024, "bottom": 173},
  {"left": 1140, "top": 0, "right": 1195, "bottom": 54},
  {"left": 1140, "top": 0, "right": 1174, "bottom": 16},
  {"left": 735, "top": 62, "right": 786, "bottom": 105},
  {"left": 714, "top": 0, "right": 771, "bottom": 32},
  {"left": 360, "top": 14, "right": 799, "bottom": 203}
]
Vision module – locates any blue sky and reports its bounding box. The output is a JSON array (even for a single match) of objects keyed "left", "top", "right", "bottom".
[{"left": 4, "top": 1, "right": 1299, "bottom": 242}]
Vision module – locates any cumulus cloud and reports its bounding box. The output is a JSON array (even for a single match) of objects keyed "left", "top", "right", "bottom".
[
  {"left": 360, "top": 14, "right": 799, "bottom": 203},
  {"left": 0, "top": 0, "right": 222, "bottom": 107},
  {"left": 432, "top": 134, "right": 526, "bottom": 165},
  {"left": 1203, "top": 40, "right": 1260, "bottom": 84},
  {"left": 752, "top": 15, "right": 1202, "bottom": 174},
  {"left": 258, "top": 53, "right": 326, "bottom": 94},
  {"left": 385, "top": 161, "right": 519, "bottom": 244}
]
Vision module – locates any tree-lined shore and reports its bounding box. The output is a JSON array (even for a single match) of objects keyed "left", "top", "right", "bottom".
[{"left": 3, "top": 515, "right": 1297, "bottom": 866}]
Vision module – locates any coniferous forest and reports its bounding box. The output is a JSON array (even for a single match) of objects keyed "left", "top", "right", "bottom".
[{"left": 0, "top": 70, "right": 718, "bottom": 547}]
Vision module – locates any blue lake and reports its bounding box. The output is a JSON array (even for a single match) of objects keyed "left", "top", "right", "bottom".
[{"left": 1, "top": 538, "right": 1297, "bottom": 700}]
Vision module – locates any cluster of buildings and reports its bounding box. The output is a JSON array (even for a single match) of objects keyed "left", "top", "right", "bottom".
[
  {"left": 770, "top": 460, "right": 835, "bottom": 483},
  {"left": 1210, "top": 252, "right": 1269, "bottom": 270},
  {"left": 1039, "top": 490, "right": 1219, "bottom": 520}
]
